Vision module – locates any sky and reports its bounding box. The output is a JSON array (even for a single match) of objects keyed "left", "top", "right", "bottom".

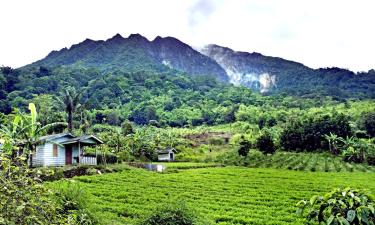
[{"left": 0, "top": 0, "right": 374, "bottom": 72}]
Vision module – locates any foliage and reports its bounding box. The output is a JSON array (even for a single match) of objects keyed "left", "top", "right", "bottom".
[
  {"left": 0, "top": 103, "right": 66, "bottom": 159},
  {"left": 0, "top": 155, "right": 65, "bottom": 224},
  {"left": 55, "top": 86, "right": 83, "bottom": 133},
  {"left": 238, "top": 136, "right": 252, "bottom": 156},
  {"left": 340, "top": 137, "right": 374, "bottom": 164},
  {"left": 96, "top": 152, "right": 118, "bottom": 164},
  {"left": 51, "top": 181, "right": 96, "bottom": 225},
  {"left": 324, "top": 133, "right": 342, "bottom": 155},
  {"left": 280, "top": 113, "right": 352, "bottom": 152},
  {"left": 256, "top": 131, "right": 276, "bottom": 154},
  {"left": 139, "top": 202, "right": 203, "bottom": 225},
  {"left": 364, "top": 112, "right": 375, "bottom": 137},
  {"left": 297, "top": 187, "right": 374, "bottom": 225}
]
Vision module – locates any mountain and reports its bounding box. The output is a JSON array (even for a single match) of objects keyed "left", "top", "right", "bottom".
[
  {"left": 27, "top": 34, "right": 229, "bottom": 82},
  {"left": 22, "top": 33, "right": 375, "bottom": 98},
  {"left": 201, "top": 44, "right": 375, "bottom": 97}
]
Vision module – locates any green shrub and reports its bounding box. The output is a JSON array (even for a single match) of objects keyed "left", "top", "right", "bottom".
[
  {"left": 85, "top": 152, "right": 118, "bottom": 164},
  {"left": 281, "top": 113, "right": 352, "bottom": 152},
  {"left": 238, "top": 137, "right": 252, "bottom": 157},
  {"left": 341, "top": 137, "right": 374, "bottom": 164},
  {"left": 367, "top": 155, "right": 375, "bottom": 166},
  {"left": 297, "top": 187, "right": 374, "bottom": 224},
  {"left": 91, "top": 124, "right": 116, "bottom": 133},
  {"left": 139, "top": 202, "right": 207, "bottom": 225},
  {"left": 256, "top": 132, "right": 276, "bottom": 154},
  {"left": 209, "top": 138, "right": 224, "bottom": 145},
  {"left": 37, "top": 167, "right": 65, "bottom": 181},
  {"left": 0, "top": 156, "right": 70, "bottom": 224},
  {"left": 52, "top": 181, "right": 96, "bottom": 224},
  {"left": 63, "top": 165, "right": 90, "bottom": 178},
  {"left": 364, "top": 112, "right": 375, "bottom": 137}
]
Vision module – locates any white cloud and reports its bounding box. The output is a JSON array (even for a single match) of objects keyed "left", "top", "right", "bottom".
[{"left": 0, "top": 0, "right": 374, "bottom": 71}]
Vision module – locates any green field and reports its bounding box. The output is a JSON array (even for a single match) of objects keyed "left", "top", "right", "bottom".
[
  {"left": 219, "top": 151, "right": 375, "bottom": 173},
  {"left": 50, "top": 166, "right": 375, "bottom": 225}
]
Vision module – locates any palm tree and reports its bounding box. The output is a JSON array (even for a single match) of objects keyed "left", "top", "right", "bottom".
[{"left": 55, "top": 87, "right": 83, "bottom": 133}]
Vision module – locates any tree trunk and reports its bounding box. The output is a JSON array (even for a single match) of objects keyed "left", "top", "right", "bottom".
[{"left": 68, "top": 110, "right": 73, "bottom": 133}]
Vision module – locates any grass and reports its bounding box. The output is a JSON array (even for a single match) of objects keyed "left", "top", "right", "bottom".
[{"left": 48, "top": 166, "right": 375, "bottom": 225}]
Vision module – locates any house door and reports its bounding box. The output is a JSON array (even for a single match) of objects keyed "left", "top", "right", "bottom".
[
  {"left": 65, "top": 145, "right": 72, "bottom": 165},
  {"left": 169, "top": 153, "right": 174, "bottom": 161}
]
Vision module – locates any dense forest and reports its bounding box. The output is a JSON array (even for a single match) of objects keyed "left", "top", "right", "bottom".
[
  {"left": 0, "top": 66, "right": 324, "bottom": 124},
  {"left": 1, "top": 64, "right": 374, "bottom": 127}
]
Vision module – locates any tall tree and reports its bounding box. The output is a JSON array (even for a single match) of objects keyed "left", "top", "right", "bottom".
[{"left": 55, "top": 87, "right": 83, "bottom": 133}]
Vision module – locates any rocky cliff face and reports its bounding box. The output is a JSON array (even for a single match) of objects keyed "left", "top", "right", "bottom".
[{"left": 200, "top": 44, "right": 310, "bottom": 92}]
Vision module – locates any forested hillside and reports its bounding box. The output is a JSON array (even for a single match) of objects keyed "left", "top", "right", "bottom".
[{"left": 1, "top": 65, "right": 317, "bottom": 126}]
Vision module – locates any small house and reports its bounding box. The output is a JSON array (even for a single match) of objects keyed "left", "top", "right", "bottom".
[
  {"left": 31, "top": 133, "right": 103, "bottom": 167},
  {"left": 157, "top": 148, "right": 176, "bottom": 162}
]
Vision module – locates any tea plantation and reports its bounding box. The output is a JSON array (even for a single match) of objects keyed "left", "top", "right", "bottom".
[{"left": 50, "top": 166, "right": 375, "bottom": 224}]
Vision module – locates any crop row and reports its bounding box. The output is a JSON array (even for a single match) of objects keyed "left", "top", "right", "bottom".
[{"left": 245, "top": 152, "right": 375, "bottom": 172}]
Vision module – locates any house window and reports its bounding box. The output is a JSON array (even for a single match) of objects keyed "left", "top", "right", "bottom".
[{"left": 53, "top": 144, "right": 58, "bottom": 157}]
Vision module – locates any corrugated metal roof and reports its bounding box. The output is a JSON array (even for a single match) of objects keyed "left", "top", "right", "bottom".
[
  {"left": 38, "top": 133, "right": 75, "bottom": 141},
  {"left": 59, "top": 135, "right": 103, "bottom": 145},
  {"left": 157, "top": 148, "right": 176, "bottom": 154}
]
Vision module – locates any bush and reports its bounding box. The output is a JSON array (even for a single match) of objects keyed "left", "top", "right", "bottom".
[
  {"left": 297, "top": 187, "right": 374, "bottom": 224},
  {"left": 243, "top": 150, "right": 265, "bottom": 166},
  {"left": 139, "top": 202, "right": 206, "bottom": 225},
  {"left": 0, "top": 156, "right": 67, "bottom": 224},
  {"left": 37, "top": 167, "right": 65, "bottom": 181},
  {"left": 281, "top": 113, "right": 352, "bottom": 152},
  {"left": 91, "top": 124, "right": 116, "bottom": 133},
  {"left": 367, "top": 155, "right": 375, "bottom": 166},
  {"left": 256, "top": 132, "right": 276, "bottom": 154},
  {"left": 209, "top": 138, "right": 224, "bottom": 145},
  {"left": 63, "top": 165, "right": 91, "bottom": 178},
  {"left": 238, "top": 137, "right": 252, "bottom": 157},
  {"left": 341, "top": 137, "right": 374, "bottom": 164},
  {"left": 51, "top": 181, "right": 96, "bottom": 224},
  {"left": 364, "top": 112, "right": 375, "bottom": 137},
  {"left": 85, "top": 152, "right": 118, "bottom": 164},
  {"left": 98, "top": 153, "right": 118, "bottom": 164}
]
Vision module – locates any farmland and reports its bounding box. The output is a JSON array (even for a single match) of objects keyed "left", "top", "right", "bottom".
[
  {"left": 49, "top": 166, "right": 375, "bottom": 225},
  {"left": 217, "top": 151, "right": 375, "bottom": 172}
]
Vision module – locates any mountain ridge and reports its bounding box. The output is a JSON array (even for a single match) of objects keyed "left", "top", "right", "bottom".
[
  {"left": 22, "top": 33, "right": 375, "bottom": 97},
  {"left": 27, "top": 33, "right": 229, "bottom": 82}
]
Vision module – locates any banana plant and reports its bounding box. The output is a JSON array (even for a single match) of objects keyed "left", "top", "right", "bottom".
[
  {"left": 324, "top": 132, "right": 345, "bottom": 155},
  {"left": 0, "top": 103, "right": 67, "bottom": 160}
]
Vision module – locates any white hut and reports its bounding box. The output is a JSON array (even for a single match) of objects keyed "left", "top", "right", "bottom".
[
  {"left": 31, "top": 133, "right": 103, "bottom": 167},
  {"left": 157, "top": 148, "right": 176, "bottom": 162}
]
